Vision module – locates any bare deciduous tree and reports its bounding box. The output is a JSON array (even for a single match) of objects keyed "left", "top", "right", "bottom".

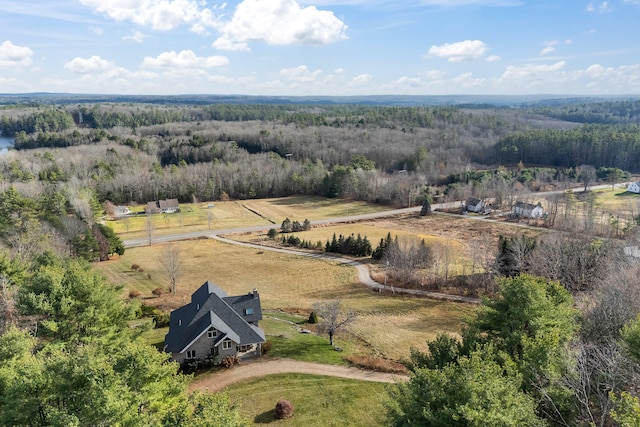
[
  {"left": 162, "top": 243, "right": 184, "bottom": 296},
  {"left": 145, "top": 214, "right": 154, "bottom": 246},
  {"left": 0, "top": 277, "right": 17, "bottom": 333},
  {"left": 313, "top": 300, "right": 356, "bottom": 347}
]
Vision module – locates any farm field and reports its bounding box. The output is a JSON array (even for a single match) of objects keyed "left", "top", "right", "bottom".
[{"left": 107, "top": 196, "right": 390, "bottom": 239}]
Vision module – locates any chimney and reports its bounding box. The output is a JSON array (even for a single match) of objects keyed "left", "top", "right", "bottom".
[{"left": 253, "top": 288, "right": 259, "bottom": 299}]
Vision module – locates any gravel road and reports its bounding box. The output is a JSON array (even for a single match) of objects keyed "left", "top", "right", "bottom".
[{"left": 188, "top": 358, "right": 408, "bottom": 393}]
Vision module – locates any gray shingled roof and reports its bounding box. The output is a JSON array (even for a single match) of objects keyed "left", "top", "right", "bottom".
[{"left": 164, "top": 281, "right": 265, "bottom": 354}]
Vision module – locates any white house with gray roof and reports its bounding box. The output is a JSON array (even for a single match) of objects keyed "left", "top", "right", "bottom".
[{"left": 164, "top": 281, "right": 265, "bottom": 366}]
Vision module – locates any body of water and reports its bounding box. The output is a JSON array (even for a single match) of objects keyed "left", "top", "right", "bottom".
[{"left": 0, "top": 135, "right": 14, "bottom": 154}]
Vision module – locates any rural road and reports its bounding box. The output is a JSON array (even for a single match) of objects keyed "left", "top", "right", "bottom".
[
  {"left": 188, "top": 358, "right": 408, "bottom": 393},
  {"left": 123, "top": 182, "right": 627, "bottom": 248},
  {"left": 123, "top": 183, "right": 629, "bottom": 304}
]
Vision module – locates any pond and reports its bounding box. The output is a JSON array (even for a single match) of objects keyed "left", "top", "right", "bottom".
[{"left": 0, "top": 135, "right": 14, "bottom": 154}]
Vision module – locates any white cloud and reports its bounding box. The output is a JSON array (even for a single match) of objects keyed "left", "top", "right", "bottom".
[
  {"left": 423, "top": 69, "right": 447, "bottom": 79},
  {"left": 501, "top": 61, "right": 566, "bottom": 81},
  {"left": 65, "top": 55, "right": 118, "bottom": 74},
  {"left": 540, "top": 46, "right": 555, "bottom": 55},
  {"left": 79, "top": 0, "right": 215, "bottom": 31},
  {"left": 213, "top": 0, "right": 347, "bottom": 51},
  {"left": 63, "top": 55, "right": 152, "bottom": 81},
  {"left": 486, "top": 55, "right": 501, "bottom": 62},
  {"left": 123, "top": 30, "right": 146, "bottom": 43},
  {"left": 0, "top": 40, "right": 34, "bottom": 68},
  {"left": 142, "top": 50, "right": 229, "bottom": 68},
  {"left": 351, "top": 73, "right": 373, "bottom": 84},
  {"left": 279, "top": 65, "right": 322, "bottom": 82},
  {"left": 625, "top": 0, "right": 640, "bottom": 4},
  {"left": 427, "top": 40, "right": 489, "bottom": 62},
  {"left": 90, "top": 26, "right": 104, "bottom": 35},
  {"left": 587, "top": 1, "right": 610, "bottom": 13}
]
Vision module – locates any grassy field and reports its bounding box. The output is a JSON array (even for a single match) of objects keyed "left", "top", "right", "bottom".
[
  {"left": 96, "top": 238, "right": 473, "bottom": 360},
  {"left": 224, "top": 373, "right": 388, "bottom": 427},
  {"left": 107, "top": 196, "right": 390, "bottom": 239},
  {"left": 591, "top": 186, "right": 640, "bottom": 212}
]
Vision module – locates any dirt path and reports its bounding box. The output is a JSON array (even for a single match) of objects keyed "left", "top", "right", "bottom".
[{"left": 188, "top": 358, "right": 408, "bottom": 393}]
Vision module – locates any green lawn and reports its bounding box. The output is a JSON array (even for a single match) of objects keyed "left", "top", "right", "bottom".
[
  {"left": 224, "top": 373, "right": 388, "bottom": 427},
  {"left": 261, "top": 317, "right": 355, "bottom": 365}
]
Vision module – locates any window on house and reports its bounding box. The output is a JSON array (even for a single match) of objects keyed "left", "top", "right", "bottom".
[
  {"left": 222, "top": 340, "right": 232, "bottom": 350},
  {"left": 186, "top": 350, "right": 196, "bottom": 359},
  {"left": 207, "top": 328, "right": 217, "bottom": 338},
  {"left": 245, "top": 307, "right": 254, "bottom": 315}
]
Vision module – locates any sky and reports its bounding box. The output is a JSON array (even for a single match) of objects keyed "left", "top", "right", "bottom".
[{"left": 0, "top": 0, "right": 639, "bottom": 96}]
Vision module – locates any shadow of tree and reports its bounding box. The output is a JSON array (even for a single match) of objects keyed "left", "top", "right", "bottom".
[{"left": 254, "top": 409, "right": 277, "bottom": 424}]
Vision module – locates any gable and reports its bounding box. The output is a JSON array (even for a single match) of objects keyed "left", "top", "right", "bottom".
[{"left": 164, "top": 282, "right": 265, "bottom": 354}]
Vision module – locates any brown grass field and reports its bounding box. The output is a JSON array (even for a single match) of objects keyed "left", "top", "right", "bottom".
[
  {"left": 107, "top": 196, "right": 390, "bottom": 239},
  {"left": 96, "top": 210, "right": 547, "bottom": 360}
]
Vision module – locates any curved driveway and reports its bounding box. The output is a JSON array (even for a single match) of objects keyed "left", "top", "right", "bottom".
[
  {"left": 188, "top": 358, "right": 408, "bottom": 393},
  {"left": 211, "top": 235, "right": 480, "bottom": 304}
]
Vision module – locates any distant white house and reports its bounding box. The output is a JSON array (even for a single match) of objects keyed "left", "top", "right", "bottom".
[
  {"left": 114, "top": 206, "right": 131, "bottom": 218},
  {"left": 628, "top": 182, "right": 640, "bottom": 194},
  {"left": 465, "top": 198, "right": 488, "bottom": 214},
  {"left": 513, "top": 201, "right": 544, "bottom": 219}
]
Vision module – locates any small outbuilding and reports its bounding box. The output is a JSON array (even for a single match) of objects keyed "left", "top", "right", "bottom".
[
  {"left": 465, "top": 198, "right": 489, "bottom": 214},
  {"left": 627, "top": 182, "right": 640, "bottom": 194},
  {"left": 513, "top": 201, "right": 544, "bottom": 219}
]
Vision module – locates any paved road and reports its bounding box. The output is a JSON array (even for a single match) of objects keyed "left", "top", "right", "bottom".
[
  {"left": 188, "top": 358, "right": 408, "bottom": 393},
  {"left": 123, "top": 201, "right": 463, "bottom": 248},
  {"left": 123, "top": 183, "right": 629, "bottom": 303}
]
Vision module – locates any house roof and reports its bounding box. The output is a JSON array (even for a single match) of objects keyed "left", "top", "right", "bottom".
[
  {"left": 159, "top": 199, "right": 179, "bottom": 209},
  {"left": 164, "top": 281, "right": 265, "bottom": 354},
  {"left": 514, "top": 201, "right": 541, "bottom": 210},
  {"left": 466, "top": 198, "right": 483, "bottom": 206}
]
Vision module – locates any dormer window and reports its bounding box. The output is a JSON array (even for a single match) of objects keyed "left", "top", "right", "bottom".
[
  {"left": 245, "top": 308, "right": 254, "bottom": 315},
  {"left": 207, "top": 328, "right": 217, "bottom": 338}
]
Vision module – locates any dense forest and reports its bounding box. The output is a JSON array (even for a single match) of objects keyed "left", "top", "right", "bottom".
[{"left": 0, "top": 99, "right": 637, "bottom": 210}]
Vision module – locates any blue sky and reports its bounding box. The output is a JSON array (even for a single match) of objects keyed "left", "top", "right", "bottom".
[{"left": 1, "top": 0, "right": 639, "bottom": 96}]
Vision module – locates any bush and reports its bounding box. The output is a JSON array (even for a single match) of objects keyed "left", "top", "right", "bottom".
[
  {"left": 153, "top": 312, "right": 170, "bottom": 328},
  {"left": 275, "top": 400, "right": 294, "bottom": 419},
  {"left": 128, "top": 290, "right": 142, "bottom": 299},
  {"left": 152, "top": 287, "right": 163, "bottom": 296},
  {"left": 308, "top": 311, "right": 318, "bottom": 324},
  {"left": 131, "top": 264, "right": 140, "bottom": 271},
  {"left": 262, "top": 340, "right": 272, "bottom": 355},
  {"left": 267, "top": 228, "right": 278, "bottom": 239},
  {"left": 221, "top": 355, "right": 238, "bottom": 368}
]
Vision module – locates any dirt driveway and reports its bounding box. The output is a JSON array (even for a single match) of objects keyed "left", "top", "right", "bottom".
[{"left": 188, "top": 358, "right": 408, "bottom": 393}]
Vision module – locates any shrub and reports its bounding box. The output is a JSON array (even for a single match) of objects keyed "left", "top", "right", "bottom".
[
  {"left": 152, "top": 287, "right": 163, "bottom": 297},
  {"left": 308, "top": 311, "right": 318, "bottom": 324},
  {"left": 128, "top": 290, "right": 142, "bottom": 299},
  {"left": 139, "top": 304, "right": 158, "bottom": 317},
  {"left": 262, "top": 340, "right": 272, "bottom": 355},
  {"left": 221, "top": 355, "right": 238, "bottom": 368},
  {"left": 153, "top": 312, "right": 170, "bottom": 328},
  {"left": 275, "top": 400, "right": 294, "bottom": 419},
  {"left": 131, "top": 264, "right": 140, "bottom": 271},
  {"left": 267, "top": 228, "right": 278, "bottom": 239}
]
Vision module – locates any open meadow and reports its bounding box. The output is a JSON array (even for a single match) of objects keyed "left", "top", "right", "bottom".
[
  {"left": 96, "top": 235, "right": 473, "bottom": 360},
  {"left": 107, "top": 196, "right": 390, "bottom": 239}
]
